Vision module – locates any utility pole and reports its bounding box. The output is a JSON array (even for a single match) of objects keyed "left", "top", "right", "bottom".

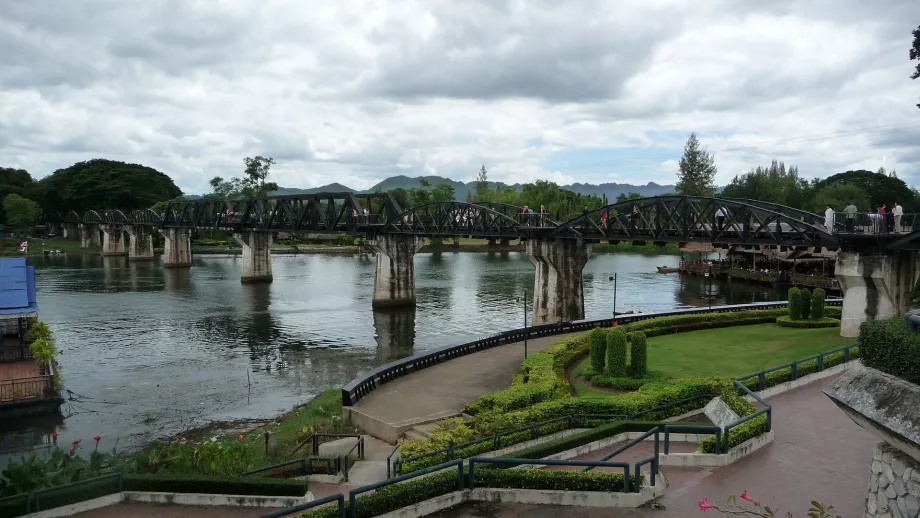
[{"left": 523, "top": 287, "right": 528, "bottom": 358}]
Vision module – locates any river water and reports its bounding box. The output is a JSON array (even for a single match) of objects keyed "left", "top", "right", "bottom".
[{"left": 1, "top": 250, "right": 784, "bottom": 455}]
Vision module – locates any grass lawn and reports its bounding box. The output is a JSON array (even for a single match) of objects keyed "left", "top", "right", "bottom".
[
  {"left": 0, "top": 236, "right": 94, "bottom": 256},
  {"left": 571, "top": 324, "right": 852, "bottom": 394}
]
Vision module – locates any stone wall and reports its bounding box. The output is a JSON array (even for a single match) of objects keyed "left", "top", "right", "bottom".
[{"left": 867, "top": 442, "right": 920, "bottom": 517}]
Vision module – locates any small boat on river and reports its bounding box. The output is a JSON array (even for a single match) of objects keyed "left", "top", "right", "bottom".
[{"left": 656, "top": 266, "right": 679, "bottom": 274}]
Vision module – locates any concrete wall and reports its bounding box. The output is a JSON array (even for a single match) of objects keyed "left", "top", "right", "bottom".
[
  {"left": 100, "top": 225, "right": 126, "bottom": 256},
  {"left": 526, "top": 239, "right": 588, "bottom": 324},
  {"left": 369, "top": 235, "right": 423, "bottom": 308},
  {"left": 79, "top": 224, "right": 101, "bottom": 248},
  {"left": 866, "top": 442, "right": 920, "bottom": 517},
  {"left": 836, "top": 251, "right": 920, "bottom": 337},
  {"left": 234, "top": 231, "right": 274, "bottom": 283},
  {"left": 159, "top": 228, "right": 192, "bottom": 267}
]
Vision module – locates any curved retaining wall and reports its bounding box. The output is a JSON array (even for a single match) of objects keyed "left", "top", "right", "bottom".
[{"left": 341, "top": 299, "right": 844, "bottom": 406}]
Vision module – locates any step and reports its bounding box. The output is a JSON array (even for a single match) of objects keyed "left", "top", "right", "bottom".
[{"left": 404, "top": 430, "right": 428, "bottom": 442}]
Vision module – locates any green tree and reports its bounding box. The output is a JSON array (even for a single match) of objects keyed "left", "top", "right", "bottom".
[
  {"left": 629, "top": 331, "right": 648, "bottom": 377},
  {"left": 615, "top": 192, "right": 643, "bottom": 203},
  {"left": 788, "top": 287, "right": 802, "bottom": 320},
  {"left": 811, "top": 288, "right": 826, "bottom": 319},
  {"left": 911, "top": 25, "right": 920, "bottom": 109},
  {"left": 209, "top": 156, "right": 279, "bottom": 198},
  {"left": 474, "top": 165, "right": 490, "bottom": 201},
  {"left": 431, "top": 184, "right": 456, "bottom": 203},
  {"left": 0, "top": 167, "right": 35, "bottom": 222},
  {"left": 811, "top": 184, "right": 870, "bottom": 214},
  {"left": 800, "top": 288, "right": 812, "bottom": 319},
  {"left": 589, "top": 328, "right": 607, "bottom": 373},
  {"left": 675, "top": 133, "right": 717, "bottom": 197},
  {"left": 3, "top": 194, "right": 42, "bottom": 234},
  {"left": 720, "top": 160, "right": 812, "bottom": 209},
  {"left": 31, "top": 159, "right": 183, "bottom": 213},
  {"left": 813, "top": 170, "right": 917, "bottom": 212},
  {"left": 605, "top": 329, "right": 628, "bottom": 377}
]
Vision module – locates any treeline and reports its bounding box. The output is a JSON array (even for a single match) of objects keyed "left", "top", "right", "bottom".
[{"left": 720, "top": 162, "right": 918, "bottom": 214}]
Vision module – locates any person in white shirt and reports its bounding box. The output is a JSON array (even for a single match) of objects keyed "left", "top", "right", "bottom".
[
  {"left": 715, "top": 207, "right": 726, "bottom": 232},
  {"left": 824, "top": 205, "right": 835, "bottom": 233},
  {"left": 893, "top": 202, "right": 903, "bottom": 233}
]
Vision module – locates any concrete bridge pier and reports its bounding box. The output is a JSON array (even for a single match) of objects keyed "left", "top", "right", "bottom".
[
  {"left": 79, "top": 224, "right": 102, "bottom": 248},
  {"left": 835, "top": 250, "right": 920, "bottom": 337},
  {"left": 100, "top": 225, "right": 126, "bottom": 256},
  {"left": 159, "top": 228, "right": 192, "bottom": 268},
  {"left": 234, "top": 231, "right": 273, "bottom": 283},
  {"left": 369, "top": 235, "right": 424, "bottom": 308},
  {"left": 125, "top": 226, "right": 155, "bottom": 261},
  {"left": 63, "top": 222, "right": 79, "bottom": 240},
  {"left": 526, "top": 238, "right": 589, "bottom": 325}
]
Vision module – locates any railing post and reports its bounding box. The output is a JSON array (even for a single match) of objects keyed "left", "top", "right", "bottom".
[
  {"left": 790, "top": 362, "right": 797, "bottom": 381},
  {"left": 817, "top": 354, "right": 824, "bottom": 372},
  {"left": 468, "top": 459, "right": 476, "bottom": 489},
  {"left": 766, "top": 408, "right": 772, "bottom": 433},
  {"left": 348, "top": 492, "right": 357, "bottom": 518},
  {"left": 757, "top": 372, "right": 765, "bottom": 391},
  {"left": 653, "top": 429, "right": 659, "bottom": 486},
  {"left": 844, "top": 346, "right": 851, "bottom": 362},
  {"left": 456, "top": 462, "right": 464, "bottom": 490}
]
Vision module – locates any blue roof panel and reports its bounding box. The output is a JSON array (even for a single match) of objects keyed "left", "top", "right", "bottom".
[{"left": 0, "top": 258, "right": 36, "bottom": 313}]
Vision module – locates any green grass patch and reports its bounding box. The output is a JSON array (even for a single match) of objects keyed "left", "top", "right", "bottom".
[
  {"left": 571, "top": 324, "right": 850, "bottom": 391},
  {"left": 0, "top": 237, "right": 93, "bottom": 256}
]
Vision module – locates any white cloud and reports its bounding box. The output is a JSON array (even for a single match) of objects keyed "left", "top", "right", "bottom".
[{"left": 1, "top": 0, "right": 918, "bottom": 194}]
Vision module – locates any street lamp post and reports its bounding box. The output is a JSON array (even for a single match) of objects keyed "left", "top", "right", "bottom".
[{"left": 522, "top": 287, "right": 528, "bottom": 358}]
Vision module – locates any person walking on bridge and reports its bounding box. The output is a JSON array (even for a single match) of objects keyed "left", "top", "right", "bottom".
[
  {"left": 843, "top": 201, "right": 857, "bottom": 232},
  {"left": 824, "top": 205, "right": 835, "bottom": 234},
  {"left": 894, "top": 202, "right": 903, "bottom": 233},
  {"left": 715, "top": 206, "right": 726, "bottom": 232}
]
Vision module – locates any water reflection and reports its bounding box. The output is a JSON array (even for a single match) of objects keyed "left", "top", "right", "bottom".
[{"left": 1, "top": 251, "right": 787, "bottom": 455}]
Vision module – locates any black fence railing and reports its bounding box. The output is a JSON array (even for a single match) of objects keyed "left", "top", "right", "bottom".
[
  {"left": 0, "top": 345, "right": 33, "bottom": 364},
  {"left": 734, "top": 343, "right": 858, "bottom": 391},
  {"left": 342, "top": 300, "right": 843, "bottom": 406}
]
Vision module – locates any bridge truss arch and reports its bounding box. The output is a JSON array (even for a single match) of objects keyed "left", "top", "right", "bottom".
[
  {"left": 381, "top": 202, "right": 524, "bottom": 238},
  {"left": 65, "top": 211, "right": 81, "bottom": 224},
  {"left": 81, "top": 210, "right": 103, "bottom": 225},
  {"left": 102, "top": 210, "right": 129, "bottom": 225},
  {"left": 470, "top": 201, "right": 559, "bottom": 228},
  {"left": 129, "top": 209, "right": 163, "bottom": 225},
  {"left": 550, "top": 196, "right": 840, "bottom": 249}
]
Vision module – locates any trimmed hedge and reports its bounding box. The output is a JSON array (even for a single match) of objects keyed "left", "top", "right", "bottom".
[
  {"left": 698, "top": 389, "right": 764, "bottom": 453},
  {"left": 788, "top": 288, "right": 802, "bottom": 320},
  {"left": 811, "top": 289, "right": 826, "bottom": 319},
  {"left": 0, "top": 477, "right": 122, "bottom": 518},
  {"left": 474, "top": 466, "right": 634, "bottom": 492},
  {"left": 859, "top": 318, "right": 920, "bottom": 385},
  {"left": 775, "top": 316, "right": 839, "bottom": 328},
  {"left": 582, "top": 372, "right": 649, "bottom": 391},
  {"left": 589, "top": 328, "right": 606, "bottom": 373},
  {"left": 302, "top": 470, "right": 459, "bottom": 518},
  {"left": 630, "top": 331, "right": 648, "bottom": 377},
  {"left": 504, "top": 420, "right": 678, "bottom": 464},
  {"left": 605, "top": 329, "right": 627, "bottom": 377},
  {"left": 800, "top": 288, "right": 812, "bottom": 319},
  {"left": 122, "top": 474, "right": 307, "bottom": 496}
]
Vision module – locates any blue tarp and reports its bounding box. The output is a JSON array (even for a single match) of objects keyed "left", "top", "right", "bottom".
[{"left": 0, "top": 257, "right": 38, "bottom": 316}]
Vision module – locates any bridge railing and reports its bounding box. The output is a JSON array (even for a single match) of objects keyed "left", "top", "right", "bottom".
[
  {"left": 341, "top": 300, "right": 843, "bottom": 407},
  {"left": 832, "top": 212, "right": 918, "bottom": 235}
]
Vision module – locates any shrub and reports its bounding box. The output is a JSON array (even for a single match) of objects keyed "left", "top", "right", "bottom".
[
  {"left": 582, "top": 373, "right": 649, "bottom": 391},
  {"left": 504, "top": 420, "right": 678, "bottom": 464},
  {"left": 630, "top": 331, "right": 648, "bottom": 377},
  {"left": 123, "top": 474, "right": 307, "bottom": 496},
  {"left": 698, "top": 388, "right": 766, "bottom": 453},
  {"left": 800, "top": 288, "right": 811, "bottom": 319},
  {"left": 787, "top": 288, "right": 802, "bottom": 320},
  {"left": 605, "top": 329, "right": 627, "bottom": 377},
  {"left": 302, "top": 470, "right": 460, "bottom": 518},
  {"left": 736, "top": 347, "right": 860, "bottom": 391},
  {"left": 474, "top": 466, "right": 634, "bottom": 492},
  {"left": 858, "top": 318, "right": 920, "bottom": 385},
  {"left": 811, "top": 288, "right": 826, "bottom": 319},
  {"left": 775, "top": 316, "right": 838, "bottom": 328},
  {"left": 589, "top": 328, "right": 606, "bottom": 373}
]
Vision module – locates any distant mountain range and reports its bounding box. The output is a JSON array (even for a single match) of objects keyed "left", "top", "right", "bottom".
[{"left": 269, "top": 175, "right": 676, "bottom": 202}]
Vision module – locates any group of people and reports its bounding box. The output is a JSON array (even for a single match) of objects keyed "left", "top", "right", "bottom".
[{"left": 827, "top": 201, "right": 905, "bottom": 233}]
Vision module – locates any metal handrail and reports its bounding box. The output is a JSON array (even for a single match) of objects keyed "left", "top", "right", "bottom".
[
  {"left": 662, "top": 424, "right": 722, "bottom": 454},
  {"left": 348, "top": 460, "right": 464, "bottom": 518},
  {"left": 385, "top": 441, "right": 401, "bottom": 479},
  {"left": 580, "top": 427, "right": 659, "bottom": 483},
  {"left": 241, "top": 458, "right": 306, "bottom": 477},
  {"left": 734, "top": 343, "right": 858, "bottom": 391},
  {"left": 259, "top": 493, "right": 345, "bottom": 518},
  {"left": 31, "top": 473, "right": 123, "bottom": 512}
]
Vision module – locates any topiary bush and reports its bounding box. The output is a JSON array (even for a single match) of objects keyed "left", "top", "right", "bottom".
[
  {"left": 811, "top": 288, "right": 826, "bottom": 319},
  {"left": 629, "top": 331, "right": 648, "bottom": 377},
  {"left": 605, "top": 329, "right": 627, "bottom": 377},
  {"left": 589, "top": 328, "right": 606, "bottom": 374},
  {"left": 858, "top": 318, "right": 920, "bottom": 385},
  {"left": 787, "top": 287, "right": 802, "bottom": 320},
  {"left": 800, "top": 288, "right": 811, "bottom": 319}
]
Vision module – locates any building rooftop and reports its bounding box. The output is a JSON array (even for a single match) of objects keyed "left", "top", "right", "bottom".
[{"left": 0, "top": 257, "right": 38, "bottom": 321}]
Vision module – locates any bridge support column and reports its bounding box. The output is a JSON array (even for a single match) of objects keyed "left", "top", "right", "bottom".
[
  {"left": 835, "top": 250, "right": 920, "bottom": 337},
  {"left": 234, "top": 231, "right": 273, "bottom": 283},
  {"left": 63, "top": 222, "right": 79, "bottom": 240},
  {"left": 79, "top": 224, "right": 101, "bottom": 248},
  {"left": 100, "top": 225, "right": 126, "bottom": 256},
  {"left": 159, "top": 228, "right": 192, "bottom": 268},
  {"left": 125, "top": 226, "right": 154, "bottom": 261},
  {"left": 526, "top": 239, "right": 589, "bottom": 325},
  {"left": 369, "top": 235, "right": 424, "bottom": 308}
]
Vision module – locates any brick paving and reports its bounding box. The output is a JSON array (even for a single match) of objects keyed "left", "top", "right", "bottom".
[
  {"left": 0, "top": 359, "right": 43, "bottom": 401},
  {"left": 430, "top": 375, "right": 877, "bottom": 517}
]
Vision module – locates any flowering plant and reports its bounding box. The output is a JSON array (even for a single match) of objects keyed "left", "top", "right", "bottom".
[{"left": 699, "top": 492, "right": 841, "bottom": 518}]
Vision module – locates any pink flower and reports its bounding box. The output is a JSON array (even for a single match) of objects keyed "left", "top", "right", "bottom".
[
  {"left": 72, "top": 440, "right": 80, "bottom": 446},
  {"left": 68, "top": 448, "right": 74, "bottom": 455},
  {"left": 740, "top": 491, "right": 758, "bottom": 505},
  {"left": 698, "top": 498, "right": 716, "bottom": 511},
  {"left": 52, "top": 432, "right": 59, "bottom": 442},
  {"left": 93, "top": 435, "right": 101, "bottom": 443},
  {"left": 613, "top": 321, "right": 619, "bottom": 327}
]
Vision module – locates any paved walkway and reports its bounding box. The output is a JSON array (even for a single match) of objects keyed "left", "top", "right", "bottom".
[
  {"left": 72, "top": 503, "right": 279, "bottom": 517},
  {"left": 352, "top": 332, "right": 582, "bottom": 426},
  {"left": 430, "top": 375, "right": 877, "bottom": 517}
]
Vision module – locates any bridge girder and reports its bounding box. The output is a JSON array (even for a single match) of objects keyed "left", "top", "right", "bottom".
[
  {"left": 550, "top": 196, "right": 840, "bottom": 249},
  {"left": 379, "top": 202, "right": 524, "bottom": 238},
  {"left": 470, "top": 201, "right": 559, "bottom": 228}
]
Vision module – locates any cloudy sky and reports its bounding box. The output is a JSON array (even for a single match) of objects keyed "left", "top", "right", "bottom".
[{"left": 2, "top": 0, "right": 919, "bottom": 195}]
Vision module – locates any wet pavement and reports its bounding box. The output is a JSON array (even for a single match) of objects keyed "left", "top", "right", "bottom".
[
  {"left": 71, "top": 502, "right": 281, "bottom": 517},
  {"left": 430, "top": 375, "right": 877, "bottom": 517}
]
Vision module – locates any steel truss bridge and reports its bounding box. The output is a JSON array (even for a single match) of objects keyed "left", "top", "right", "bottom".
[{"left": 45, "top": 194, "right": 920, "bottom": 251}]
